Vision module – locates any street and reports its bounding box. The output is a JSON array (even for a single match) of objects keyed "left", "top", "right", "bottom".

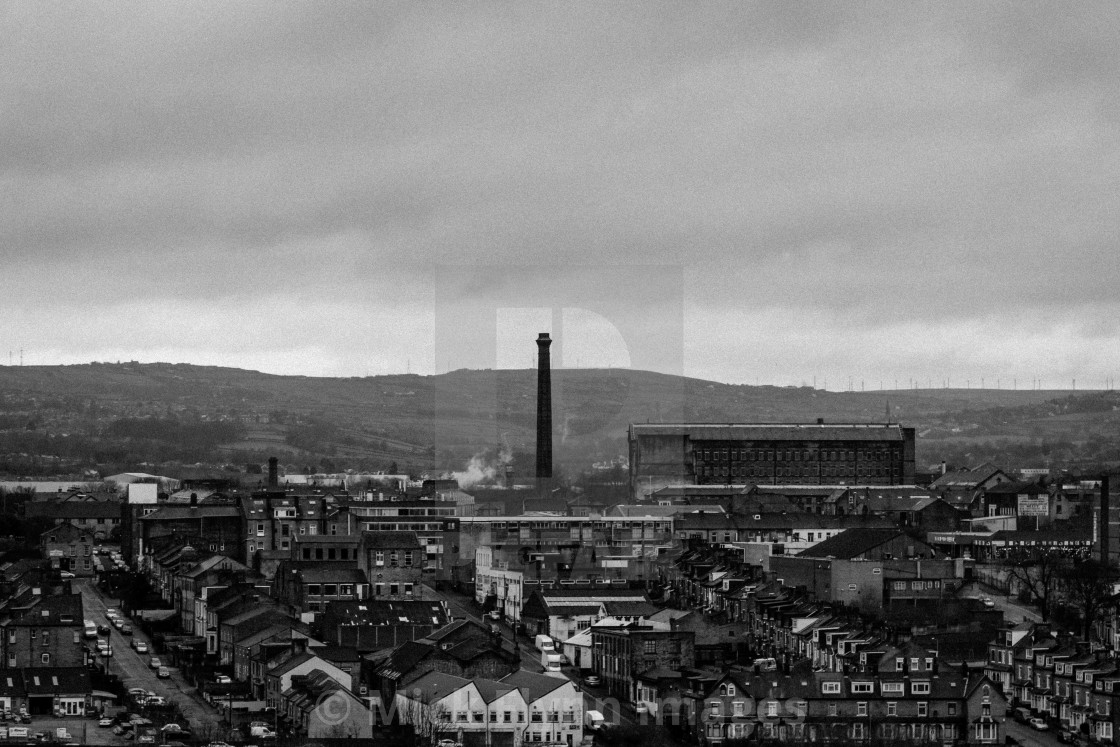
[
  {"left": 1007, "top": 718, "right": 1063, "bottom": 747},
  {"left": 76, "top": 578, "right": 222, "bottom": 733},
  {"left": 958, "top": 581, "right": 1042, "bottom": 625}
]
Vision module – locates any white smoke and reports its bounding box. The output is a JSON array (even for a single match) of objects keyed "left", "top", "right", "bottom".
[{"left": 452, "top": 444, "right": 514, "bottom": 489}]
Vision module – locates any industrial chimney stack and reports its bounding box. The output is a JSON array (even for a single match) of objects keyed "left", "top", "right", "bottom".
[
  {"left": 268, "top": 456, "right": 279, "bottom": 489},
  {"left": 535, "top": 333, "right": 553, "bottom": 483}
]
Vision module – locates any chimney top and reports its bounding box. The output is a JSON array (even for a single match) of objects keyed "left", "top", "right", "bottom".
[{"left": 537, "top": 332, "right": 551, "bottom": 343}]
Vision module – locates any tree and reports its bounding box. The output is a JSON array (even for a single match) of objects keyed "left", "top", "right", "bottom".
[
  {"left": 1059, "top": 557, "right": 1120, "bottom": 641},
  {"left": 398, "top": 691, "right": 454, "bottom": 747},
  {"left": 1003, "top": 547, "right": 1069, "bottom": 620}
]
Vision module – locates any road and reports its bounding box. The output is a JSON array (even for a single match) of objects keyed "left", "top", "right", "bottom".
[
  {"left": 1007, "top": 718, "right": 1063, "bottom": 747},
  {"left": 77, "top": 578, "right": 221, "bottom": 733},
  {"left": 959, "top": 581, "right": 1042, "bottom": 625}
]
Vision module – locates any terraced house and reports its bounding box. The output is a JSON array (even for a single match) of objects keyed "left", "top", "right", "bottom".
[{"left": 698, "top": 655, "right": 1005, "bottom": 745}]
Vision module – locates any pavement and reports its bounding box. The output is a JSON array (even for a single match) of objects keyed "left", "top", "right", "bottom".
[{"left": 76, "top": 578, "right": 223, "bottom": 735}]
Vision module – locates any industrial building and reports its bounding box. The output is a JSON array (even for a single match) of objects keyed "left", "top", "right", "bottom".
[{"left": 628, "top": 422, "right": 916, "bottom": 500}]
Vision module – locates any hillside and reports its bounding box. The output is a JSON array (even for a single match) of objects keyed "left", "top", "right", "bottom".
[{"left": 0, "top": 361, "right": 1113, "bottom": 478}]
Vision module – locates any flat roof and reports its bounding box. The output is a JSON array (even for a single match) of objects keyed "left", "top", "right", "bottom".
[{"left": 630, "top": 423, "right": 909, "bottom": 440}]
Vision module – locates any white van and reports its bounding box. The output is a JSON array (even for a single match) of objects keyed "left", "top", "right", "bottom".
[
  {"left": 534, "top": 634, "right": 555, "bottom": 652},
  {"left": 585, "top": 711, "right": 605, "bottom": 731}
]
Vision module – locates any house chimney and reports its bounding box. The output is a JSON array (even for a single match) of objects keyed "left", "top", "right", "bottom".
[
  {"left": 535, "top": 333, "right": 553, "bottom": 482},
  {"left": 268, "top": 457, "right": 279, "bottom": 489}
]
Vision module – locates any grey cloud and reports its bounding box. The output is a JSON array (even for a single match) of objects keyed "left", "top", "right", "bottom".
[{"left": 2, "top": 3, "right": 1118, "bottom": 381}]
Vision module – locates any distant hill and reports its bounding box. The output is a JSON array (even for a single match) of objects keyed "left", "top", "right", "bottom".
[{"left": 0, "top": 361, "right": 1114, "bottom": 478}]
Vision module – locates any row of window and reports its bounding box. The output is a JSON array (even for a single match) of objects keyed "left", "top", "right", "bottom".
[
  {"left": 305, "top": 583, "right": 356, "bottom": 597},
  {"left": 698, "top": 465, "right": 899, "bottom": 478},
  {"left": 711, "top": 723, "right": 961, "bottom": 742},
  {"left": 444, "top": 710, "right": 575, "bottom": 723},
  {"left": 820, "top": 679, "right": 932, "bottom": 695},
  {"left": 299, "top": 547, "right": 355, "bottom": 561},
  {"left": 256, "top": 523, "right": 319, "bottom": 536},
  {"left": 372, "top": 550, "right": 415, "bottom": 567},
  {"left": 371, "top": 582, "right": 414, "bottom": 597},
  {"left": 7, "top": 653, "right": 57, "bottom": 665},
  {"left": 694, "top": 449, "right": 897, "bottom": 462}
]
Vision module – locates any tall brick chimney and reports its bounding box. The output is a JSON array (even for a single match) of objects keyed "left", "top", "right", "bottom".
[
  {"left": 536, "top": 333, "right": 553, "bottom": 482},
  {"left": 268, "top": 457, "right": 279, "bottom": 489},
  {"left": 1100, "top": 475, "right": 1112, "bottom": 565}
]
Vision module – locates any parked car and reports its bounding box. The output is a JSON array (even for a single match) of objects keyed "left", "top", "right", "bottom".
[
  {"left": 215, "top": 675, "right": 232, "bottom": 684},
  {"left": 584, "top": 675, "right": 601, "bottom": 686},
  {"left": 1013, "top": 707, "right": 1032, "bottom": 724},
  {"left": 98, "top": 719, "right": 114, "bottom": 728},
  {"left": 60, "top": 571, "right": 76, "bottom": 579},
  {"left": 97, "top": 625, "right": 110, "bottom": 636},
  {"left": 1030, "top": 717, "right": 1049, "bottom": 731},
  {"left": 157, "top": 667, "right": 171, "bottom": 679},
  {"left": 149, "top": 657, "right": 162, "bottom": 670},
  {"left": 131, "top": 640, "right": 148, "bottom": 653},
  {"left": 120, "top": 624, "right": 133, "bottom": 635},
  {"left": 1059, "top": 729, "right": 1076, "bottom": 744}
]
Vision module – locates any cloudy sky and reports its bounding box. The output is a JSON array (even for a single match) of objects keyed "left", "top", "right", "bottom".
[{"left": 4, "top": 2, "right": 1119, "bottom": 390}]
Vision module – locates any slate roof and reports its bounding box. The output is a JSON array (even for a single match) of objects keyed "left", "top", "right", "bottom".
[
  {"left": 930, "top": 463, "right": 1007, "bottom": 489},
  {"left": 375, "top": 640, "right": 430, "bottom": 681},
  {"left": 23, "top": 667, "right": 91, "bottom": 695},
  {"left": 324, "top": 600, "right": 449, "bottom": 627},
  {"left": 607, "top": 504, "right": 725, "bottom": 518},
  {"left": 139, "top": 506, "right": 241, "bottom": 521},
  {"left": 7, "top": 594, "right": 83, "bottom": 627},
  {"left": 0, "top": 671, "right": 24, "bottom": 696},
  {"left": 181, "top": 555, "right": 248, "bottom": 578},
  {"left": 360, "top": 530, "right": 421, "bottom": 549},
  {"left": 402, "top": 670, "right": 473, "bottom": 703},
  {"left": 26, "top": 501, "right": 122, "bottom": 520},
  {"left": 268, "top": 651, "right": 320, "bottom": 677},
  {"left": 795, "top": 528, "right": 915, "bottom": 559},
  {"left": 500, "top": 670, "right": 570, "bottom": 702},
  {"left": 602, "top": 601, "right": 659, "bottom": 617}
]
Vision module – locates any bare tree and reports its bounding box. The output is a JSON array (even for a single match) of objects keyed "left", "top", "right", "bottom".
[
  {"left": 400, "top": 692, "right": 454, "bottom": 747},
  {"left": 1059, "top": 557, "right": 1120, "bottom": 641},
  {"left": 1003, "top": 547, "right": 1069, "bottom": 620}
]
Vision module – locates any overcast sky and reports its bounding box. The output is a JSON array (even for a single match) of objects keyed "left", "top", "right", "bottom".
[{"left": 4, "top": 2, "right": 1119, "bottom": 390}]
